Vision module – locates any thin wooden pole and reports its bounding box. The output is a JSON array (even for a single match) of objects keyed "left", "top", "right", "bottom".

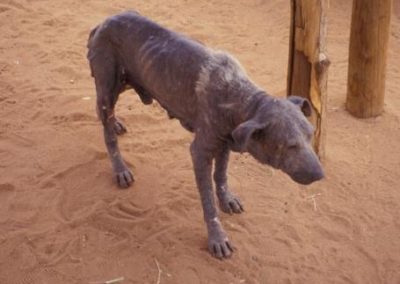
[
  {"left": 346, "top": 0, "right": 392, "bottom": 118},
  {"left": 287, "top": 0, "right": 330, "bottom": 159}
]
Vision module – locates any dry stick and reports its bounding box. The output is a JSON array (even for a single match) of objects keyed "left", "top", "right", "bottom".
[
  {"left": 90, "top": 276, "right": 125, "bottom": 284},
  {"left": 154, "top": 258, "right": 162, "bottom": 284},
  {"left": 307, "top": 193, "right": 321, "bottom": 211}
]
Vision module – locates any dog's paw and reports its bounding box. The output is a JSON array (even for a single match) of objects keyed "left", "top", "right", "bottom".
[
  {"left": 209, "top": 236, "right": 234, "bottom": 259},
  {"left": 217, "top": 190, "right": 244, "bottom": 214},
  {"left": 207, "top": 224, "right": 234, "bottom": 259},
  {"left": 114, "top": 169, "right": 134, "bottom": 188},
  {"left": 113, "top": 119, "right": 127, "bottom": 135}
]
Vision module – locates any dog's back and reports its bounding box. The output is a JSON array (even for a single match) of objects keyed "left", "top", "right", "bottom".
[{"left": 88, "top": 11, "right": 211, "bottom": 123}]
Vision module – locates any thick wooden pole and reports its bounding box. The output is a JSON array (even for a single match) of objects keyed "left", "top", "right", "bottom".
[
  {"left": 287, "top": 0, "right": 330, "bottom": 159},
  {"left": 346, "top": 0, "right": 392, "bottom": 118}
]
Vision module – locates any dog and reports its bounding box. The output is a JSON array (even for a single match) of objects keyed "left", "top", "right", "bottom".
[{"left": 87, "top": 11, "right": 324, "bottom": 259}]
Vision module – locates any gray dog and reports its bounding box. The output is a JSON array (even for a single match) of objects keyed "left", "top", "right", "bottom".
[{"left": 87, "top": 11, "right": 324, "bottom": 259}]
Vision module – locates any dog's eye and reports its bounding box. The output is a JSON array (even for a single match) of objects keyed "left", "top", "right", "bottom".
[{"left": 288, "top": 144, "right": 298, "bottom": 150}]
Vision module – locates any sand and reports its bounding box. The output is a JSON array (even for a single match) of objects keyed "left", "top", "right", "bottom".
[{"left": 1, "top": 0, "right": 400, "bottom": 283}]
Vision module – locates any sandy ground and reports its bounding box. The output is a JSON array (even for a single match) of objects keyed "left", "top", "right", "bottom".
[{"left": 1, "top": 0, "right": 400, "bottom": 283}]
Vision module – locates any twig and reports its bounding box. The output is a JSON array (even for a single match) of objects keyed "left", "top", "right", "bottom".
[
  {"left": 307, "top": 193, "right": 321, "bottom": 211},
  {"left": 90, "top": 276, "right": 124, "bottom": 284},
  {"left": 154, "top": 258, "right": 162, "bottom": 284}
]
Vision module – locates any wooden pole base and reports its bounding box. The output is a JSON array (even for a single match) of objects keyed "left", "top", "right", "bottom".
[
  {"left": 287, "top": 0, "right": 330, "bottom": 159},
  {"left": 346, "top": 0, "right": 392, "bottom": 118}
]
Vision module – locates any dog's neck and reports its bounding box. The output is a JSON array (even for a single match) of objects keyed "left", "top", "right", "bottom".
[{"left": 234, "top": 87, "right": 274, "bottom": 126}]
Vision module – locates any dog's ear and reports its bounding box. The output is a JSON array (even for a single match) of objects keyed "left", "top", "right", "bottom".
[
  {"left": 231, "top": 120, "right": 266, "bottom": 152},
  {"left": 288, "top": 96, "right": 312, "bottom": 117}
]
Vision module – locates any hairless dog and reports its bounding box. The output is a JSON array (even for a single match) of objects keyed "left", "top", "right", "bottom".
[{"left": 87, "top": 11, "right": 324, "bottom": 259}]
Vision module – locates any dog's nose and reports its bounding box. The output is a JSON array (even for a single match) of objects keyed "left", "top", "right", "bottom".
[{"left": 291, "top": 167, "right": 324, "bottom": 185}]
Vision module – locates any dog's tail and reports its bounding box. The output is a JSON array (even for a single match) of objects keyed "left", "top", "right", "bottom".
[
  {"left": 87, "top": 25, "right": 100, "bottom": 77},
  {"left": 87, "top": 25, "right": 99, "bottom": 49}
]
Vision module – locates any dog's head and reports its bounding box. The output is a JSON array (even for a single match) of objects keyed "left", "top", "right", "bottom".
[{"left": 231, "top": 96, "right": 324, "bottom": 185}]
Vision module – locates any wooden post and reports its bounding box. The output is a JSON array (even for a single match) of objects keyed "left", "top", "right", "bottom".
[
  {"left": 346, "top": 0, "right": 392, "bottom": 118},
  {"left": 287, "top": 0, "right": 330, "bottom": 159}
]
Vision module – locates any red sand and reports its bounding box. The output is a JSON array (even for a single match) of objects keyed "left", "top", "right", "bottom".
[{"left": 0, "top": 0, "right": 399, "bottom": 283}]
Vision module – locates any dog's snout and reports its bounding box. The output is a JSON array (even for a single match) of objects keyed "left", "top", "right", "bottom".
[{"left": 291, "top": 167, "right": 324, "bottom": 185}]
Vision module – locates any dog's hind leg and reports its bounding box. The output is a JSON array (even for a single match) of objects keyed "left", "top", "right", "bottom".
[
  {"left": 213, "top": 145, "right": 244, "bottom": 214},
  {"left": 89, "top": 48, "right": 134, "bottom": 188}
]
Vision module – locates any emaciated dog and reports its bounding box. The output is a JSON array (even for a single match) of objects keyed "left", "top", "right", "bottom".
[{"left": 87, "top": 11, "right": 324, "bottom": 259}]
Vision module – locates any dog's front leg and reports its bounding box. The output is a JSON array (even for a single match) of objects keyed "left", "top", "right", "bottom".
[
  {"left": 214, "top": 145, "right": 244, "bottom": 214},
  {"left": 190, "top": 138, "right": 233, "bottom": 259}
]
